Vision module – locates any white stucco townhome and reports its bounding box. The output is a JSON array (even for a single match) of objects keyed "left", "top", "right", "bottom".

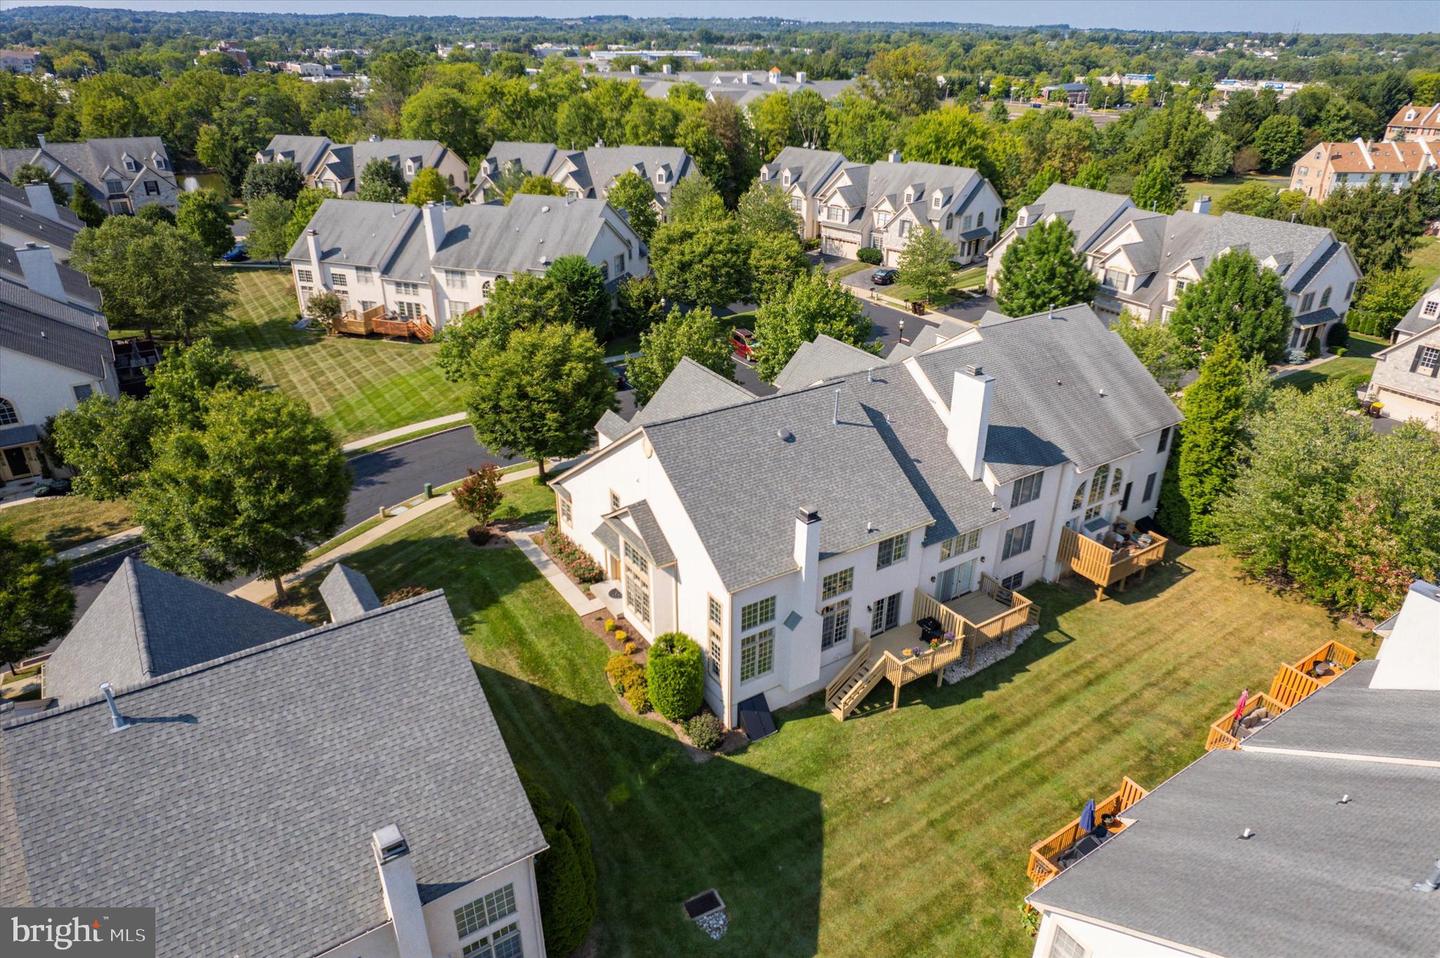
[
  {"left": 469, "top": 141, "right": 696, "bottom": 211},
  {"left": 3, "top": 560, "right": 549, "bottom": 958},
  {"left": 287, "top": 194, "right": 648, "bottom": 331},
  {"left": 554, "top": 304, "right": 1181, "bottom": 728},
  {"left": 988, "top": 183, "right": 1362, "bottom": 353},
  {"left": 256, "top": 134, "right": 470, "bottom": 197},
  {"left": 1364, "top": 277, "right": 1440, "bottom": 431},
  {"left": 759, "top": 147, "right": 1004, "bottom": 266}
]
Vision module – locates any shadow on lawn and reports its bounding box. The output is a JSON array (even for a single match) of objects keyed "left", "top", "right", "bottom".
[{"left": 476, "top": 665, "right": 824, "bottom": 958}]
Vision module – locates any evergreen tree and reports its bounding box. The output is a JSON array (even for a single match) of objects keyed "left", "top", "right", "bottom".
[
  {"left": 1347, "top": 269, "right": 1428, "bottom": 338},
  {"left": 1130, "top": 156, "right": 1186, "bottom": 214},
  {"left": 994, "top": 217, "right": 1097, "bottom": 316},
  {"left": 1304, "top": 179, "right": 1422, "bottom": 276},
  {"left": 68, "top": 183, "right": 105, "bottom": 227},
  {"left": 1157, "top": 332, "right": 1249, "bottom": 544},
  {"left": 1168, "top": 249, "right": 1292, "bottom": 364}
]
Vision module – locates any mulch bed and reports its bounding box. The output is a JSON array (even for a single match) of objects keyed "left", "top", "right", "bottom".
[{"left": 581, "top": 609, "right": 647, "bottom": 660}]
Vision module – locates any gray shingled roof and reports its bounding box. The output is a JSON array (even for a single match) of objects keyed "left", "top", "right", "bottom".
[
  {"left": 1392, "top": 275, "right": 1440, "bottom": 338},
  {"left": 597, "top": 357, "right": 754, "bottom": 442},
  {"left": 605, "top": 500, "right": 676, "bottom": 566},
  {"left": 760, "top": 146, "right": 848, "bottom": 197},
  {"left": 320, "top": 563, "right": 383, "bottom": 622},
  {"left": 0, "top": 282, "right": 113, "bottom": 378},
  {"left": 1242, "top": 658, "right": 1440, "bottom": 763},
  {"left": 286, "top": 198, "right": 422, "bottom": 270},
  {"left": 773, "top": 334, "right": 880, "bottom": 391},
  {"left": 0, "top": 194, "right": 82, "bottom": 253},
  {"left": 1, "top": 592, "right": 547, "bottom": 958},
  {"left": 256, "top": 134, "right": 334, "bottom": 178},
  {"left": 352, "top": 137, "right": 459, "bottom": 175},
  {"left": 0, "top": 137, "right": 176, "bottom": 201},
  {"left": 429, "top": 196, "right": 621, "bottom": 274},
  {"left": 1015, "top": 184, "right": 1136, "bottom": 252},
  {"left": 1028, "top": 748, "right": 1440, "bottom": 958},
  {"left": 42, "top": 558, "right": 305, "bottom": 707},
  {"left": 0, "top": 243, "right": 100, "bottom": 309}
]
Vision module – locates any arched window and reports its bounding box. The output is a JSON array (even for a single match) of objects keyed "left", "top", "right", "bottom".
[
  {"left": 1089, "top": 465, "right": 1109, "bottom": 505},
  {"left": 1320, "top": 286, "right": 1332, "bottom": 308},
  {"left": 480, "top": 280, "right": 492, "bottom": 296},
  {"left": 1072, "top": 481, "right": 1086, "bottom": 511},
  {"left": 1111, "top": 467, "right": 1123, "bottom": 496},
  {"left": 0, "top": 397, "right": 17, "bottom": 425}
]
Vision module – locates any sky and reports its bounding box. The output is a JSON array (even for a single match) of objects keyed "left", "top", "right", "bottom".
[{"left": 1, "top": 0, "right": 1430, "bottom": 34}]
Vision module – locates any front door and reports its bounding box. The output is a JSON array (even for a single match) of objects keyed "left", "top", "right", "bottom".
[
  {"left": 607, "top": 552, "right": 620, "bottom": 581},
  {"left": 3, "top": 446, "right": 35, "bottom": 479}
]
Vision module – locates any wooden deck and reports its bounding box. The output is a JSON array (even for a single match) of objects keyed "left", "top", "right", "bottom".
[
  {"left": 1056, "top": 525, "right": 1168, "bottom": 602},
  {"left": 825, "top": 575, "right": 1038, "bottom": 721},
  {"left": 332, "top": 304, "right": 435, "bottom": 342},
  {"left": 1203, "top": 640, "right": 1360, "bottom": 751},
  {"left": 1027, "top": 777, "right": 1149, "bottom": 887}
]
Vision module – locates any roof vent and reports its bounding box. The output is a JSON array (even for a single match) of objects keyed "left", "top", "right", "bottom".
[
  {"left": 1098, "top": 388, "right": 1107, "bottom": 397},
  {"left": 99, "top": 682, "right": 130, "bottom": 732},
  {"left": 1337, "top": 794, "right": 1351, "bottom": 805},
  {"left": 1414, "top": 860, "right": 1440, "bottom": 893},
  {"left": 371, "top": 823, "right": 410, "bottom": 864},
  {"left": 540, "top": 204, "right": 551, "bottom": 213},
  {"left": 1238, "top": 827, "right": 1255, "bottom": 840},
  {"left": 777, "top": 428, "right": 794, "bottom": 443}
]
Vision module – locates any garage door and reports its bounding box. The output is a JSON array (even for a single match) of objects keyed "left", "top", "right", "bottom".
[{"left": 821, "top": 233, "right": 858, "bottom": 259}]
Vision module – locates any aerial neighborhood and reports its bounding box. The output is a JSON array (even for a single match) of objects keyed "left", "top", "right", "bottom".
[{"left": 1, "top": 6, "right": 1439, "bottom": 958}]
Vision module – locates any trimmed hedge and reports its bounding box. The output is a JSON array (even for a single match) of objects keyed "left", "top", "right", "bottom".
[
  {"left": 857, "top": 246, "right": 884, "bottom": 265},
  {"left": 518, "top": 771, "right": 597, "bottom": 957},
  {"left": 542, "top": 520, "right": 604, "bottom": 584},
  {"left": 684, "top": 712, "right": 725, "bottom": 750},
  {"left": 645, "top": 632, "right": 704, "bottom": 721}
]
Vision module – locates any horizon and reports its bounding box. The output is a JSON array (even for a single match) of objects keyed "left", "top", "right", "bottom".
[{"left": 0, "top": 0, "right": 1431, "bottom": 35}]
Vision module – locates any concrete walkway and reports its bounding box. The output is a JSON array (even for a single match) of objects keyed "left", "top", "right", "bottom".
[
  {"left": 341, "top": 412, "right": 468, "bottom": 453},
  {"left": 506, "top": 522, "right": 605, "bottom": 616},
  {"left": 58, "top": 526, "right": 143, "bottom": 562}
]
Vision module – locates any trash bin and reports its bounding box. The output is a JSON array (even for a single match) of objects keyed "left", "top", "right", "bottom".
[{"left": 424, "top": 482, "right": 434, "bottom": 499}]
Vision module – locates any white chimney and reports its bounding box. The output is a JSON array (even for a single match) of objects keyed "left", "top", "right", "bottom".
[
  {"left": 793, "top": 505, "right": 821, "bottom": 596},
  {"left": 305, "top": 228, "right": 323, "bottom": 282},
  {"left": 15, "top": 243, "right": 66, "bottom": 304},
  {"left": 888, "top": 149, "right": 902, "bottom": 164},
  {"left": 1356, "top": 137, "right": 1373, "bottom": 170},
  {"left": 1192, "top": 194, "right": 1212, "bottom": 215},
  {"left": 661, "top": 62, "right": 673, "bottom": 75},
  {"left": 795, "top": 70, "right": 807, "bottom": 84},
  {"left": 947, "top": 365, "right": 994, "bottom": 481},
  {"left": 371, "top": 826, "right": 431, "bottom": 958},
  {"left": 630, "top": 63, "right": 641, "bottom": 75},
  {"left": 741, "top": 72, "right": 751, "bottom": 84},
  {"left": 422, "top": 201, "right": 445, "bottom": 260},
  {"left": 22, "top": 183, "right": 61, "bottom": 223}
]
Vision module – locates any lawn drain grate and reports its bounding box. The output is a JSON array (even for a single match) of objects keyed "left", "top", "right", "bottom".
[{"left": 682, "top": 889, "right": 727, "bottom": 940}]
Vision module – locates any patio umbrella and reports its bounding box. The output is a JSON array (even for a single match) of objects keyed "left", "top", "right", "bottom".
[
  {"left": 1078, "top": 799, "right": 1095, "bottom": 835},
  {"left": 1229, "top": 689, "right": 1250, "bottom": 737}
]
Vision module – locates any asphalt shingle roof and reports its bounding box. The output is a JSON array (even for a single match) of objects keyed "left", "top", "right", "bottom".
[
  {"left": 0, "top": 137, "right": 176, "bottom": 201},
  {"left": 1, "top": 591, "right": 547, "bottom": 957},
  {"left": 0, "top": 282, "right": 113, "bottom": 378},
  {"left": 320, "top": 563, "right": 383, "bottom": 622},
  {"left": 597, "top": 357, "right": 754, "bottom": 442},
  {"left": 1015, "top": 184, "right": 1136, "bottom": 252},
  {"left": 42, "top": 558, "right": 306, "bottom": 707},
  {"left": 760, "top": 146, "right": 848, "bottom": 197},
  {"left": 0, "top": 242, "right": 99, "bottom": 308},
  {"left": 773, "top": 334, "right": 880, "bottom": 391},
  {"left": 256, "top": 134, "right": 335, "bottom": 178}
]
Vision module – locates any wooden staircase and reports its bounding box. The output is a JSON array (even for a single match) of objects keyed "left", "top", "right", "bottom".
[{"left": 827, "top": 655, "right": 886, "bottom": 721}]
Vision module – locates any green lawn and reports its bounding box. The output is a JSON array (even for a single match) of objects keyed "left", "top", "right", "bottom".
[
  {"left": 208, "top": 269, "right": 469, "bottom": 442},
  {"left": 1409, "top": 236, "right": 1440, "bottom": 286},
  {"left": 0, "top": 496, "right": 134, "bottom": 552},
  {"left": 1183, "top": 174, "right": 1291, "bottom": 212},
  {"left": 1274, "top": 333, "right": 1386, "bottom": 393},
  {"left": 325, "top": 497, "right": 1361, "bottom": 958}
]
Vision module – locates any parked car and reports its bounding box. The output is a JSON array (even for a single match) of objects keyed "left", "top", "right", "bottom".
[
  {"left": 731, "top": 328, "right": 757, "bottom": 362},
  {"left": 32, "top": 477, "right": 71, "bottom": 498},
  {"left": 871, "top": 267, "right": 899, "bottom": 285},
  {"left": 221, "top": 242, "right": 248, "bottom": 262},
  {"left": 612, "top": 364, "right": 630, "bottom": 391}
]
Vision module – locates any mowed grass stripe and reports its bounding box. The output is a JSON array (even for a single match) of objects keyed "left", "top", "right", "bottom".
[
  {"left": 210, "top": 270, "right": 467, "bottom": 440},
  {"left": 328, "top": 501, "right": 1362, "bottom": 958}
]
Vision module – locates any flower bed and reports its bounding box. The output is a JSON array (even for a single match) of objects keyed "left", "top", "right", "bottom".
[{"left": 539, "top": 519, "right": 604, "bottom": 584}]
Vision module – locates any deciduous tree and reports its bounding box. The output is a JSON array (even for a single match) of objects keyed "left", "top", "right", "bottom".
[
  {"left": 1168, "top": 249, "right": 1292, "bottom": 364},
  {"left": 1347, "top": 268, "right": 1428, "bottom": 338},
  {"left": 0, "top": 528, "right": 73, "bottom": 673},
  {"left": 626, "top": 307, "right": 735, "bottom": 404},
  {"left": 897, "top": 227, "right": 958, "bottom": 304},
  {"left": 176, "top": 188, "right": 233, "bottom": 259},
  {"left": 994, "top": 217, "right": 1097, "bottom": 316},
  {"left": 245, "top": 194, "right": 295, "bottom": 261},
  {"left": 748, "top": 230, "right": 810, "bottom": 305},
  {"left": 241, "top": 160, "right": 303, "bottom": 202},
  {"left": 650, "top": 215, "right": 749, "bottom": 310},
  {"left": 736, "top": 181, "right": 799, "bottom": 238},
  {"left": 753, "top": 271, "right": 872, "bottom": 382},
  {"left": 1130, "top": 156, "right": 1186, "bottom": 214},
  {"left": 356, "top": 157, "right": 406, "bottom": 202},
  {"left": 1252, "top": 114, "right": 1304, "bottom": 172},
  {"left": 607, "top": 171, "right": 659, "bottom": 243},
  {"left": 545, "top": 255, "right": 611, "bottom": 338},
  {"left": 1112, "top": 310, "right": 1188, "bottom": 392}
]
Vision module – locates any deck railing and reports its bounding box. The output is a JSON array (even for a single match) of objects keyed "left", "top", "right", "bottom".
[
  {"left": 1292, "top": 640, "right": 1358, "bottom": 685},
  {"left": 1027, "top": 777, "right": 1149, "bottom": 887},
  {"left": 1268, "top": 663, "right": 1322, "bottom": 710},
  {"left": 825, "top": 631, "right": 873, "bottom": 703},
  {"left": 1204, "top": 692, "right": 1290, "bottom": 751},
  {"left": 1056, "top": 526, "right": 1168, "bottom": 600}
]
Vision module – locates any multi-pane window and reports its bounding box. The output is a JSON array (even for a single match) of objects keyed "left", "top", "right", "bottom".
[
  {"left": 1300, "top": 291, "right": 1315, "bottom": 314},
  {"left": 820, "top": 599, "right": 850, "bottom": 650},
  {"left": 454, "top": 885, "right": 517, "bottom": 940},
  {"left": 1103, "top": 269, "right": 1127, "bottom": 290},
  {"left": 870, "top": 592, "right": 902, "bottom": 635},
  {"left": 394, "top": 281, "right": 421, "bottom": 296},
  {"left": 977, "top": 211, "right": 985, "bottom": 227},
  {"left": 1088, "top": 465, "right": 1109, "bottom": 505},
  {"left": 1000, "top": 571, "right": 1025, "bottom": 591},
  {"left": 0, "top": 397, "right": 18, "bottom": 425},
  {"left": 876, "top": 532, "right": 909, "bottom": 569},
  {"left": 609, "top": 490, "right": 620, "bottom": 512},
  {"left": 105, "top": 179, "right": 123, "bottom": 194},
  {"left": 1071, "top": 482, "right": 1085, "bottom": 511},
  {"left": 445, "top": 269, "right": 467, "bottom": 289},
  {"left": 355, "top": 267, "right": 374, "bottom": 281},
  {"left": 623, "top": 542, "right": 650, "bottom": 624},
  {"left": 708, "top": 596, "right": 723, "bottom": 626},
  {"left": 740, "top": 628, "right": 774, "bottom": 681},
  {"left": 462, "top": 922, "right": 522, "bottom": 958},
  {"left": 72, "top": 384, "right": 93, "bottom": 402},
  {"left": 1419, "top": 346, "right": 1440, "bottom": 375},
  {"left": 1320, "top": 286, "right": 1332, "bottom": 308},
  {"left": 1010, "top": 472, "right": 1044, "bottom": 508},
  {"left": 708, "top": 630, "right": 721, "bottom": 678},
  {"left": 1142, "top": 472, "right": 1157, "bottom": 503},
  {"left": 449, "top": 301, "right": 471, "bottom": 318},
  {"left": 740, "top": 597, "right": 775, "bottom": 632},
  {"left": 1110, "top": 467, "right": 1123, "bottom": 497},
  {"left": 397, "top": 301, "right": 424, "bottom": 319},
  {"left": 1084, "top": 503, "right": 1105, "bottom": 522},
  {"left": 559, "top": 497, "right": 572, "bottom": 526},
  {"left": 1002, "top": 521, "right": 1035, "bottom": 560},
  {"left": 1047, "top": 925, "right": 1085, "bottom": 958},
  {"left": 614, "top": 254, "right": 625, "bottom": 276},
  {"left": 821, "top": 567, "right": 854, "bottom": 599},
  {"left": 144, "top": 180, "right": 159, "bottom": 195},
  {"left": 1157, "top": 427, "right": 1171, "bottom": 453},
  {"left": 707, "top": 596, "right": 723, "bottom": 678},
  {"left": 939, "top": 529, "right": 980, "bottom": 560},
  {"left": 331, "top": 272, "right": 347, "bottom": 287},
  {"left": 297, "top": 269, "right": 313, "bottom": 284},
  {"left": 1424, "top": 299, "right": 1439, "bottom": 317}
]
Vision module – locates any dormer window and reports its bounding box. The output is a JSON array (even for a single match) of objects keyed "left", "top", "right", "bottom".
[
  {"left": 655, "top": 168, "right": 668, "bottom": 184},
  {"left": 122, "top": 155, "right": 138, "bottom": 172},
  {"left": 932, "top": 192, "right": 942, "bottom": 209},
  {"left": 405, "top": 160, "right": 415, "bottom": 175},
  {"left": 782, "top": 170, "right": 791, "bottom": 187},
  {"left": 152, "top": 154, "right": 167, "bottom": 170},
  {"left": 904, "top": 189, "right": 914, "bottom": 204},
  {"left": 1406, "top": 110, "right": 1417, "bottom": 121}
]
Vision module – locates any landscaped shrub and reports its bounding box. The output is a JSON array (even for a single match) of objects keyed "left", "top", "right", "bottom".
[
  {"left": 684, "top": 712, "right": 725, "bottom": 750},
  {"left": 605, "top": 653, "right": 643, "bottom": 692},
  {"left": 857, "top": 246, "right": 884, "bottom": 265},
  {"left": 542, "top": 520, "right": 604, "bottom": 584},
  {"left": 518, "top": 770, "right": 596, "bottom": 957},
  {"left": 623, "top": 640, "right": 637, "bottom": 654},
  {"left": 614, "top": 630, "right": 627, "bottom": 644},
  {"left": 623, "top": 676, "right": 649, "bottom": 713},
  {"left": 645, "top": 632, "right": 704, "bottom": 721},
  {"left": 1326, "top": 322, "right": 1349, "bottom": 351},
  {"left": 382, "top": 585, "right": 427, "bottom": 605},
  {"left": 603, "top": 618, "right": 617, "bottom": 632},
  {"left": 1304, "top": 336, "right": 1322, "bottom": 360}
]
